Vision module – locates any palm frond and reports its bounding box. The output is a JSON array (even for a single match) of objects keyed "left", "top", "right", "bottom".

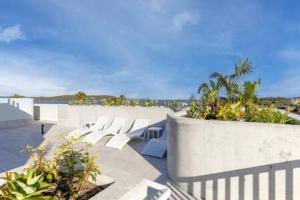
[
  {"left": 198, "top": 83, "right": 209, "bottom": 94},
  {"left": 234, "top": 58, "right": 253, "bottom": 77}
]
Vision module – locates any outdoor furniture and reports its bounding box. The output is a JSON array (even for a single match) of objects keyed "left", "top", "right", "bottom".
[
  {"left": 67, "top": 116, "right": 111, "bottom": 138},
  {"left": 82, "top": 117, "right": 126, "bottom": 145},
  {"left": 145, "top": 126, "right": 163, "bottom": 140},
  {"left": 119, "top": 179, "right": 171, "bottom": 200},
  {"left": 142, "top": 128, "right": 167, "bottom": 158},
  {"left": 106, "top": 119, "right": 149, "bottom": 149}
]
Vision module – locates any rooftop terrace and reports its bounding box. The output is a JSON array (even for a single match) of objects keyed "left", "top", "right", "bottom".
[{"left": 0, "top": 122, "right": 195, "bottom": 200}]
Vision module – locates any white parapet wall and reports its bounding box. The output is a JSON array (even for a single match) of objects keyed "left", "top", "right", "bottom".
[
  {"left": 0, "top": 98, "right": 34, "bottom": 128},
  {"left": 167, "top": 114, "right": 300, "bottom": 199},
  {"left": 34, "top": 104, "right": 60, "bottom": 122},
  {"left": 34, "top": 104, "right": 171, "bottom": 130},
  {"left": 57, "top": 105, "right": 171, "bottom": 130}
]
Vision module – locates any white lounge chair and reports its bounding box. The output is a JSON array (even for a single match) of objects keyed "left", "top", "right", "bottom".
[
  {"left": 67, "top": 116, "right": 111, "bottom": 138},
  {"left": 82, "top": 117, "right": 126, "bottom": 145},
  {"left": 119, "top": 179, "right": 171, "bottom": 200},
  {"left": 142, "top": 128, "right": 167, "bottom": 158},
  {"left": 106, "top": 119, "right": 149, "bottom": 149}
]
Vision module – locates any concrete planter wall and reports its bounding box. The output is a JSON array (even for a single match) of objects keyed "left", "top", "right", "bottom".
[{"left": 167, "top": 114, "right": 300, "bottom": 199}]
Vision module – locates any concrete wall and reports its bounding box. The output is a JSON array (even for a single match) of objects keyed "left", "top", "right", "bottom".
[
  {"left": 0, "top": 98, "right": 34, "bottom": 128},
  {"left": 57, "top": 105, "right": 171, "bottom": 131},
  {"left": 0, "top": 98, "right": 33, "bottom": 117},
  {"left": 34, "top": 104, "right": 60, "bottom": 122},
  {"left": 34, "top": 104, "right": 171, "bottom": 131},
  {"left": 167, "top": 114, "right": 300, "bottom": 199}
]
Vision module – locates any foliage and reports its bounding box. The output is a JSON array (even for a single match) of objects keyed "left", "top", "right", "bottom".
[
  {"left": 69, "top": 91, "right": 96, "bottom": 105},
  {"left": 188, "top": 58, "right": 295, "bottom": 124},
  {"left": 12, "top": 94, "right": 25, "bottom": 98},
  {"left": 102, "top": 95, "right": 127, "bottom": 106},
  {"left": 210, "top": 58, "right": 253, "bottom": 103},
  {"left": 54, "top": 139, "right": 100, "bottom": 199},
  {"left": 24, "top": 143, "right": 59, "bottom": 183},
  {"left": 257, "top": 97, "right": 293, "bottom": 108},
  {"left": 186, "top": 103, "right": 203, "bottom": 119},
  {"left": 245, "top": 107, "right": 293, "bottom": 124},
  {"left": 169, "top": 101, "right": 183, "bottom": 111},
  {"left": 216, "top": 103, "right": 242, "bottom": 121},
  {"left": 239, "top": 80, "right": 260, "bottom": 112},
  {"left": 198, "top": 80, "right": 221, "bottom": 113},
  {"left": 128, "top": 99, "right": 139, "bottom": 106},
  {"left": 188, "top": 94, "right": 197, "bottom": 106},
  {"left": 0, "top": 170, "right": 53, "bottom": 200},
  {"left": 143, "top": 99, "right": 158, "bottom": 107},
  {"left": 0, "top": 139, "right": 100, "bottom": 200}
]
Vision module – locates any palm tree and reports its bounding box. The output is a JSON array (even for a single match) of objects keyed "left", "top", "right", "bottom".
[
  {"left": 239, "top": 80, "right": 261, "bottom": 112},
  {"left": 198, "top": 80, "right": 221, "bottom": 113},
  {"left": 210, "top": 58, "right": 253, "bottom": 103}
]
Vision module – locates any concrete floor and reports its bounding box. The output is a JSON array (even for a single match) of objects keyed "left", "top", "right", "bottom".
[{"left": 0, "top": 122, "right": 195, "bottom": 200}]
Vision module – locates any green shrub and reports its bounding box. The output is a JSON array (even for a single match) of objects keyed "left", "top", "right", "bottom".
[
  {"left": 245, "top": 107, "right": 294, "bottom": 124},
  {"left": 0, "top": 139, "right": 101, "bottom": 200},
  {"left": 186, "top": 103, "right": 203, "bottom": 119},
  {"left": 54, "top": 140, "right": 100, "bottom": 198},
  {"left": 216, "top": 103, "right": 242, "bottom": 121},
  {"left": 0, "top": 170, "right": 53, "bottom": 199}
]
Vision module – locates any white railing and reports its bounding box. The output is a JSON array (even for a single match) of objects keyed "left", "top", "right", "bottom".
[{"left": 176, "top": 159, "right": 300, "bottom": 200}]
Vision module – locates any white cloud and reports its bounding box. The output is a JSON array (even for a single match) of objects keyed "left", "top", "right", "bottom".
[
  {"left": 279, "top": 49, "right": 300, "bottom": 63},
  {"left": 264, "top": 75, "right": 300, "bottom": 97},
  {"left": 173, "top": 11, "right": 199, "bottom": 30},
  {"left": 0, "top": 72, "right": 67, "bottom": 96},
  {"left": 0, "top": 24, "right": 25, "bottom": 43},
  {"left": 0, "top": 50, "right": 69, "bottom": 96}
]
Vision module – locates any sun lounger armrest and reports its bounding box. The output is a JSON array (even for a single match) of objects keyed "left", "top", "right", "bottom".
[{"left": 145, "top": 180, "right": 171, "bottom": 200}]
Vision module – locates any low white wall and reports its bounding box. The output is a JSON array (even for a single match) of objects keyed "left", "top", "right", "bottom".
[
  {"left": 34, "top": 104, "right": 60, "bottom": 122},
  {"left": 0, "top": 98, "right": 33, "bottom": 117},
  {"left": 167, "top": 114, "right": 300, "bottom": 199},
  {"left": 34, "top": 105, "right": 171, "bottom": 130},
  {"left": 57, "top": 105, "right": 171, "bottom": 131},
  {"left": 0, "top": 98, "right": 34, "bottom": 128}
]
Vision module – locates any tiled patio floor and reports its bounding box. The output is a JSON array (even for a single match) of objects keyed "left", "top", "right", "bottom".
[{"left": 0, "top": 122, "right": 195, "bottom": 200}]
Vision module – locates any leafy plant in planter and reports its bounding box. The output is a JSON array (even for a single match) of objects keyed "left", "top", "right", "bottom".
[
  {"left": 198, "top": 80, "right": 221, "bottom": 114},
  {"left": 189, "top": 58, "right": 296, "bottom": 124},
  {"left": 0, "top": 139, "right": 101, "bottom": 200},
  {"left": 0, "top": 170, "right": 53, "bottom": 199},
  {"left": 210, "top": 58, "right": 253, "bottom": 103},
  {"left": 245, "top": 107, "right": 293, "bottom": 124},
  {"left": 53, "top": 139, "right": 100, "bottom": 199},
  {"left": 24, "top": 143, "right": 59, "bottom": 183},
  {"left": 216, "top": 103, "right": 242, "bottom": 121}
]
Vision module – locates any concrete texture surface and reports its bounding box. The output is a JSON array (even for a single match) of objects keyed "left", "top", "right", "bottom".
[
  {"left": 0, "top": 122, "right": 195, "bottom": 200},
  {"left": 35, "top": 105, "right": 171, "bottom": 131},
  {"left": 34, "top": 104, "right": 60, "bottom": 122},
  {"left": 167, "top": 114, "right": 300, "bottom": 199},
  {"left": 0, "top": 122, "right": 53, "bottom": 172},
  {"left": 0, "top": 98, "right": 34, "bottom": 117},
  {"left": 0, "top": 98, "right": 34, "bottom": 129}
]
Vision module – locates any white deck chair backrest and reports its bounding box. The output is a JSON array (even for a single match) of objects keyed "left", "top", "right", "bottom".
[
  {"left": 93, "top": 116, "right": 110, "bottom": 130},
  {"left": 130, "top": 119, "right": 149, "bottom": 133},
  {"left": 107, "top": 117, "right": 126, "bottom": 133}
]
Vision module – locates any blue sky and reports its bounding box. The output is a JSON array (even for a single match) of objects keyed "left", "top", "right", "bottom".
[{"left": 0, "top": 0, "right": 299, "bottom": 98}]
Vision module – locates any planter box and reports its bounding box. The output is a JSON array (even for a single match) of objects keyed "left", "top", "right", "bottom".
[
  {"left": 167, "top": 114, "right": 300, "bottom": 199},
  {"left": 0, "top": 165, "right": 114, "bottom": 199}
]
